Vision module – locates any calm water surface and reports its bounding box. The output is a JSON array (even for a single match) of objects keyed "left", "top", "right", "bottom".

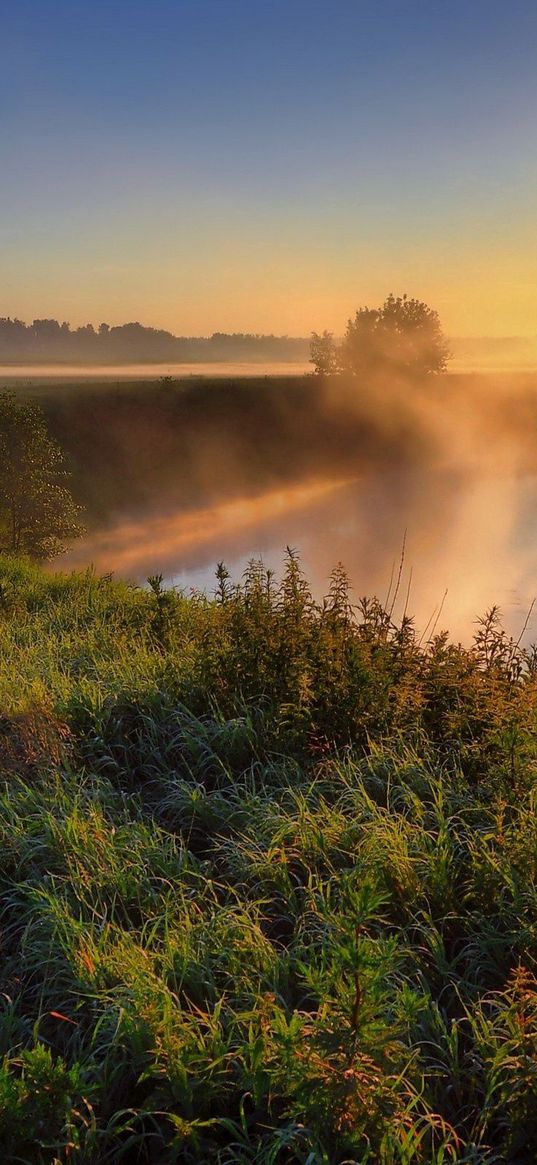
[{"left": 64, "top": 470, "right": 537, "bottom": 645}]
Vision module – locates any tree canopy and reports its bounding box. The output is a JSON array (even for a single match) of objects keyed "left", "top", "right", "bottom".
[
  {"left": 0, "top": 317, "right": 308, "bottom": 364},
  {"left": 0, "top": 392, "right": 84, "bottom": 559},
  {"left": 310, "top": 294, "right": 450, "bottom": 378}
]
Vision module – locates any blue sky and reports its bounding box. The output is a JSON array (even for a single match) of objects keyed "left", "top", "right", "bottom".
[{"left": 2, "top": 0, "right": 537, "bottom": 334}]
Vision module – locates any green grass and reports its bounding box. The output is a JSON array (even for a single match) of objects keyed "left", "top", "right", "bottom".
[{"left": 1, "top": 552, "right": 537, "bottom": 1162}]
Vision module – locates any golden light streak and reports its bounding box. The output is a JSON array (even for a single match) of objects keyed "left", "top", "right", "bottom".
[{"left": 65, "top": 475, "right": 356, "bottom": 577}]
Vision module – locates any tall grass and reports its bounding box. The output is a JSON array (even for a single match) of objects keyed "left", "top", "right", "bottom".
[{"left": 1, "top": 553, "right": 537, "bottom": 1161}]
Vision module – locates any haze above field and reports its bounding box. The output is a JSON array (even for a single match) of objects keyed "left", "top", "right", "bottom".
[
  {"left": 17, "top": 369, "right": 537, "bottom": 644},
  {"left": 3, "top": 1, "right": 537, "bottom": 336}
]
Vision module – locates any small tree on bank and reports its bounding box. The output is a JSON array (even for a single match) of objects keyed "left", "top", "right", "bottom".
[
  {"left": 0, "top": 391, "right": 84, "bottom": 559},
  {"left": 310, "top": 294, "right": 450, "bottom": 378},
  {"left": 309, "top": 329, "right": 339, "bottom": 376}
]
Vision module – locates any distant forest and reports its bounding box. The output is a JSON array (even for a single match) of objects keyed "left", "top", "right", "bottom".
[
  {"left": 0, "top": 318, "right": 309, "bottom": 364},
  {"left": 1, "top": 316, "right": 535, "bottom": 370}
]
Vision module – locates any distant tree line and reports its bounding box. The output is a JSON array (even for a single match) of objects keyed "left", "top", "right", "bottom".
[{"left": 0, "top": 318, "right": 309, "bottom": 364}]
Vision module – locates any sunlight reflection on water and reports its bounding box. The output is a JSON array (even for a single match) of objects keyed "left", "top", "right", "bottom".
[{"left": 64, "top": 471, "right": 537, "bottom": 646}]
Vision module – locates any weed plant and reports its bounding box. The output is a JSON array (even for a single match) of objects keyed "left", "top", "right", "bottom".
[{"left": 1, "top": 553, "right": 537, "bottom": 1161}]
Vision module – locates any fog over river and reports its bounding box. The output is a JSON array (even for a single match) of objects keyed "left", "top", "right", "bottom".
[{"left": 47, "top": 371, "right": 537, "bottom": 644}]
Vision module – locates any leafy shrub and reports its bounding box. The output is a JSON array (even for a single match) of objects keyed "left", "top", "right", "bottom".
[{"left": 0, "top": 1044, "right": 95, "bottom": 1161}]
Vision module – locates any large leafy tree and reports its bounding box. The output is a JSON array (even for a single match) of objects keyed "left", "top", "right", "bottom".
[
  {"left": 311, "top": 294, "right": 450, "bottom": 378},
  {"left": 0, "top": 391, "right": 84, "bottom": 559}
]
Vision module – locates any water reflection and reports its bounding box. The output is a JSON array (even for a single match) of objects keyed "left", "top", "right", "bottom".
[
  {"left": 65, "top": 476, "right": 355, "bottom": 577},
  {"left": 64, "top": 468, "right": 537, "bottom": 644},
  {"left": 56, "top": 370, "right": 537, "bottom": 644}
]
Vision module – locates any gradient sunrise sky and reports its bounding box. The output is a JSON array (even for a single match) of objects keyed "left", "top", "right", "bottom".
[{"left": 3, "top": 0, "right": 537, "bottom": 336}]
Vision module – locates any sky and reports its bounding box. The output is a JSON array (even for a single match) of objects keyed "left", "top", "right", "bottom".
[{"left": 2, "top": 0, "right": 537, "bottom": 337}]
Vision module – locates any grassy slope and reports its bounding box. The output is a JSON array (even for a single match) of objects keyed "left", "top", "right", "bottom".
[{"left": 1, "top": 554, "right": 537, "bottom": 1163}]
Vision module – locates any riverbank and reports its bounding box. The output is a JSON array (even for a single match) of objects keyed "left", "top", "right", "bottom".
[{"left": 1, "top": 553, "right": 537, "bottom": 1161}]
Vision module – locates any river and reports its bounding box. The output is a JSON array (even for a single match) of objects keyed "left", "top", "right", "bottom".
[{"left": 34, "top": 367, "right": 537, "bottom": 644}]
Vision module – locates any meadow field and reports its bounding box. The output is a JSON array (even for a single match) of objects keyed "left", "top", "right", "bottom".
[{"left": 1, "top": 549, "right": 537, "bottom": 1162}]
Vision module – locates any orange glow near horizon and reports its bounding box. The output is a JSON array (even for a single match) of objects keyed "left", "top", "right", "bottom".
[{"left": 7, "top": 259, "right": 537, "bottom": 342}]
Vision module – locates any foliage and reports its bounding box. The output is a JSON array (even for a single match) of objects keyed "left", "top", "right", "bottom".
[
  {"left": 309, "top": 329, "right": 339, "bottom": 376},
  {"left": 0, "top": 554, "right": 537, "bottom": 1160},
  {"left": 0, "top": 316, "right": 308, "bottom": 364},
  {"left": 0, "top": 1045, "right": 95, "bottom": 1159},
  {"left": 310, "top": 294, "right": 451, "bottom": 378},
  {"left": 0, "top": 391, "right": 83, "bottom": 559}
]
